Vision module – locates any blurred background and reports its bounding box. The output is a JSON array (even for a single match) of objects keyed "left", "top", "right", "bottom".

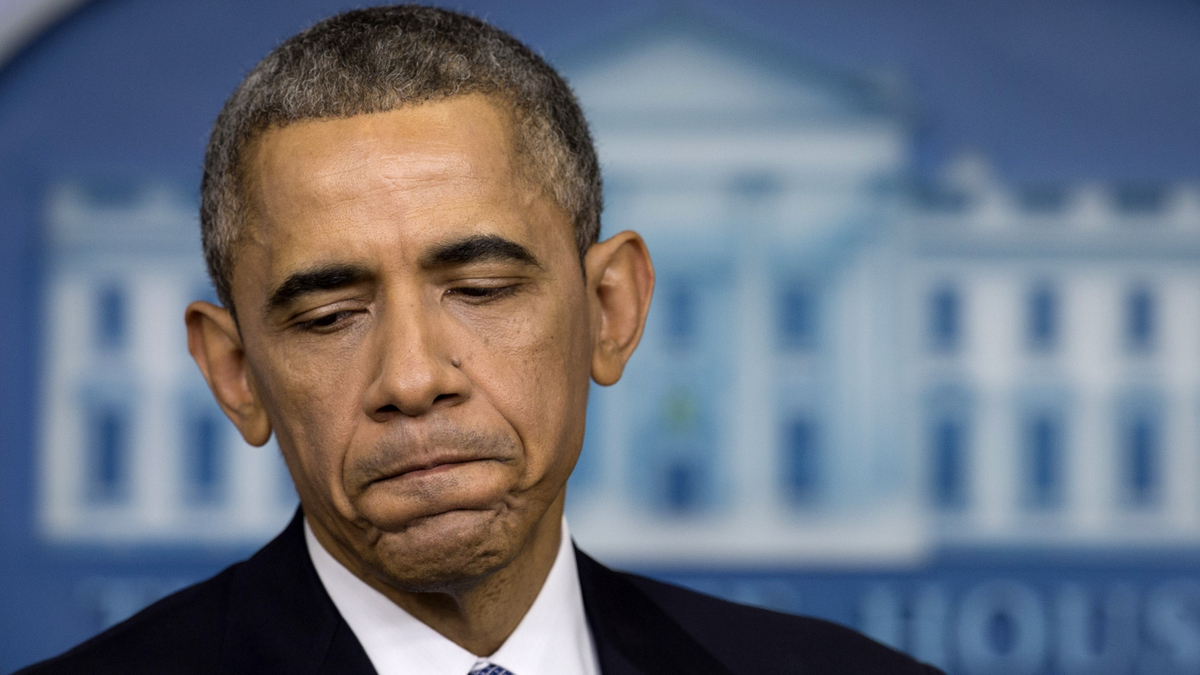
[{"left": 2, "top": 1, "right": 1200, "bottom": 672}]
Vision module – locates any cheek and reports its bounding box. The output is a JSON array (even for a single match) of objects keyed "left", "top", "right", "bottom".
[
  {"left": 251, "top": 334, "right": 369, "bottom": 494},
  {"left": 461, "top": 292, "right": 592, "bottom": 479}
]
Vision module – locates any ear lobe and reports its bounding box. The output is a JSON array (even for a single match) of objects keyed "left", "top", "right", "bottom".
[
  {"left": 185, "top": 301, "right": 273, "bottom": 446},
  {"left": 586, "top": 231, "right": 655, "bottom": 386}
]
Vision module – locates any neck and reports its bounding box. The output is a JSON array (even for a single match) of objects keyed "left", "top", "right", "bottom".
[{"left": 311, "top": 493, "right": 566, "bottom": 656}]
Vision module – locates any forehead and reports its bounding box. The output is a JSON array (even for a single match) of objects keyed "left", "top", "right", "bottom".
[
  {"left": 234, "top": 96, "right": 565, "bottom": 283},
  {"left": 246, "top": 95, "right": 523, "bottom": 217}
]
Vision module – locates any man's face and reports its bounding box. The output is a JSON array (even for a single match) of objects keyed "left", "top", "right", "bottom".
[{"left": 230, "top": 96, "right": 593, "bottom": 590}]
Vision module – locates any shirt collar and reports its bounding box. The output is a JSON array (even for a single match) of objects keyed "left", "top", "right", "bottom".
[{"left": 305, "top": 516, "right": 599, "bottom": 675}]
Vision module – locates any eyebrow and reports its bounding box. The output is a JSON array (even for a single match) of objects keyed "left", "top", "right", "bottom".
[
  {"left": 263, "top": 236, "right": 539, "bottom": 314},
  {"left": 265, "top": 264, "right": 371, "bottom": 314},
  {"left": 420, "top": 234, "right": 541, "bottom": 270}
]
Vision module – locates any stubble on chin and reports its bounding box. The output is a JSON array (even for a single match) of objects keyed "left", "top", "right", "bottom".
[
  {"left": 365, "top": 510, "right": 524, "bottom": 593},
  {"left": 337, "top": 420, "right": 536, "bottom": 592}
]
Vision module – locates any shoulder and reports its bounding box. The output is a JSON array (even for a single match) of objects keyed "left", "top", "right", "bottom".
[
  {"left": 621, "top": 572, "right": 942, "bottom": 675},
  {"left": 14, "top": 568, "right": 235, "bottom": 675},
  {"left": 14, "top": 511, "right": 344, "bottom": 675}
]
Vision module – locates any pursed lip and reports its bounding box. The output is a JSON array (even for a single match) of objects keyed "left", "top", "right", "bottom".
[{"left": 359, "top": 449, "right": 507, "bottom": 488}]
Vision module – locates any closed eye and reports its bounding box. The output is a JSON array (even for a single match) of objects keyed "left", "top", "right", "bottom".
[
  {"left": 296, "top": 310, "right": 356, "bottom": 332},
  {"left": 445, "top": 284, "right": 521, "bottom": 302}
]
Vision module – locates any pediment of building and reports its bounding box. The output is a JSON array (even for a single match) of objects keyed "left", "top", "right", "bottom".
[{"left": 560, "top": 16, "right": 900, "bottom": 126}]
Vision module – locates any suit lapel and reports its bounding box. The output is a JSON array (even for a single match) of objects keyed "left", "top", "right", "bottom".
[
  {"left": 575, "top": 547, "right": 736, "bottom": 675},
  {"left": 219, "top": 508, "right": 376, "bottom": 675},
  {"left": 319, "top": 620, "right": 378, "bottom": 675},
  {"left": 216, "top": 512, "right": 732, "bottom": 675}
]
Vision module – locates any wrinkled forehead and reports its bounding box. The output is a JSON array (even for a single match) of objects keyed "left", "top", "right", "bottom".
[
  {"left": 231, "top": 96, "right": 553, "bottom": 265},
  {"left": 244, "top": 95, "right": 528, "bottom": 214},
  {"left": 223, "top": 96, "right": 574, "bottom": 305}
]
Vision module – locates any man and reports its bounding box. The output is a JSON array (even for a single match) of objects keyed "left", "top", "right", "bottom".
[{"left": 21, "top": 6, "right": 941, "bottom": 675}]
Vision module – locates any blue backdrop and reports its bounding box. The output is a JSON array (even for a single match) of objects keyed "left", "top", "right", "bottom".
[{"left": 3, "top": 2, "right": 1200, "bottom": 673}]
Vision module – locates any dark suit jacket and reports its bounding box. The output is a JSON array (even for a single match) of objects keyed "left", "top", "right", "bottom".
[{"left": 17, "top": 510, "right": 942, "bottom": 674}]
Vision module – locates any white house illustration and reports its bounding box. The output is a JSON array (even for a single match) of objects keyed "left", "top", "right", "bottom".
[
  {"left": 905, "top": 155, "right": 1200, "bottom": 549},
  {"left": 38, "top": 17, "right": 1200, "bottom": 566},
  {"left": 558, "top": 18, "right": 922, "bottom": 564},
  {"left": 39, "top": 182, "right": 296, "bottom": 543}
]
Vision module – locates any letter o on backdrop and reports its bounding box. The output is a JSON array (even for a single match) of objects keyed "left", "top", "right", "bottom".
[{"left": 957, "top": 580, "right": 1047, "bottom": 675}]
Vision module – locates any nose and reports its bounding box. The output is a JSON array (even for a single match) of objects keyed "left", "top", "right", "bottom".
[{"left": 362, "top": 293, "right": 469, "bottom": 420}]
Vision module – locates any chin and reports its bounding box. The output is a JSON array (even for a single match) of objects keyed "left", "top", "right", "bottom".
[{"left": 366, "top": 507, "right": 523, "bottom": 592}]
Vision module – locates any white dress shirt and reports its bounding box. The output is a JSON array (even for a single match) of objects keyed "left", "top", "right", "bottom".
[{"left": 305, "top": 517, "right": 601, "bottom": 675}]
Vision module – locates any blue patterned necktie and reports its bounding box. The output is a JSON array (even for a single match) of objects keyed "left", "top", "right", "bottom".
[{"left": 468, "top": 664, "right": 515, "bottom": 675}]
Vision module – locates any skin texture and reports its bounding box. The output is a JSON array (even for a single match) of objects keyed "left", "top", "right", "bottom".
[{"left": 184, "top": 94, "right": 654, "bottom": 656}]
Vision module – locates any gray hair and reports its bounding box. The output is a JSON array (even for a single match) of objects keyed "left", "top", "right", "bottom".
[{"left": 200, "top": 5, "right": 602, "bottom": 310}]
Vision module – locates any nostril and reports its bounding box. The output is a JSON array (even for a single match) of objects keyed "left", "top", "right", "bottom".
[{"left": 376, "top": 404, "right": 400, "bottom": 414}]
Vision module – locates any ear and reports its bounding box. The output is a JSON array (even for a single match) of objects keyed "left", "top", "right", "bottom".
[
  {"left": 585, "top": 230, "right": 655, "bottom": 386},
  {"left": 185, "top": 301, "right": 273, "bottom": 446}
]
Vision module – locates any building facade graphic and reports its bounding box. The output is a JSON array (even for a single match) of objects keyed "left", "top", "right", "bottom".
[
  {"left": 907, "top": 156, "right": 1200, "bottom": 551},
  {"left": 40, "top": 182, "right": 296, "bottom": 543},
  {"left": 38, "top": 18, "right": 1200, "bottom": 559}
]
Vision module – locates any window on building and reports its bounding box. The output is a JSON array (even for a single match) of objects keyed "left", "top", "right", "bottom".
[
  {"left": 185, "top": 409, "right": 225, "bottom": 504},
  {"left": 932, "top": 417, "right": 967, "bottom": 509},
  {"left": 1124, "top": 409, "right": 1160, "bottom": 507},
  {"left": 1114, "top": 185, "right": 1166, "bottom": 215},
  {"left": 1027, "top": 283, "right": 1059, "bottom": 351},
  {"left": 780, "top": 285, "right": 818, "bottom": 350},
  {"left": 664, "top": 284, "right": 695, "bottom": 346},
  {"left": 1126, "top": 285, "right": 1156, "bottom": 352},
  {"left": 1017, "top": 185, "right": 1068, "bottom": 214},
  {"left": 1025, "top": 411, "right": 1064, "bottom": 509},
  {"left": 88, "top": 403, "right": 128, "bottom": 502},
  {"left": 783, "top": 417, "right": 820, "bottom": 504},
  {"left": 96, "top": 285, "right": 126, "bottom": 349},
  {"left": 929, "top": 285, "right": 961, "bottom": 353},
  {"left": 665, "top": 461, "right": 698, "bottom": 512},
  {"left": 927, "top": 385, "right": 972, "bottom": 510}
]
